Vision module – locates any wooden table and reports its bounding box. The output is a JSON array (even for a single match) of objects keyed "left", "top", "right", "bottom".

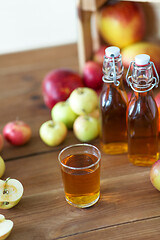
[{"left": 1, "top": 44, "right": 160, "bottom": 240}]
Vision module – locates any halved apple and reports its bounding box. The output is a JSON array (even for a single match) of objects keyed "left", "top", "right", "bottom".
[
  {"left": 0, "top": 214, "right": 13, "bottom": 240},
  {"left": 0, "top": 178, "right": 24, "bottom": 209}
]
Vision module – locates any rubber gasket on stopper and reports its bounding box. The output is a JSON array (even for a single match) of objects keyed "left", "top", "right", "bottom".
[
  {"left": 135, "top": 54, "right": 150, "bottom": 66},
  {"left": 105, "top": 46, "right": 120, "bottom": 58}
]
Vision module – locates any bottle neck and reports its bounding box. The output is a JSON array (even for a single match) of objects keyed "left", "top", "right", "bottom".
[
  {"left": 102, "top": 54, "right": 124, "bottom": 86},
  {"left": 128, "top": 63, "right": 157, "bottom": 94}
]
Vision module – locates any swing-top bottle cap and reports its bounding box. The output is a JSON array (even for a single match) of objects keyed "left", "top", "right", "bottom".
[
  {"left": 135, "top": 54, "right": 150, "bottom": 66},
  {"left": 105, "top": 46, "right": 120, "bottom": 58}
]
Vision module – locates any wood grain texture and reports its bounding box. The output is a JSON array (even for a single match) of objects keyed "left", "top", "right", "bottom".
[
  {"left": 1, "top": 44, "right": 160, "bottom": 239},
  {"left": 2, "top": 147, "right": 160, "bottom": 239}
]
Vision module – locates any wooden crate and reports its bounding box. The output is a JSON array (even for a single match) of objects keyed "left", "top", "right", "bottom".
[{"left": 77, "top": 0, "right": 160, "bottom": 72}]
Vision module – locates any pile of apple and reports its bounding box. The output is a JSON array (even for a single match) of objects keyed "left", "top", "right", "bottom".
[{"left": 40, "top": 87, "right": 100, "bottom": 146}]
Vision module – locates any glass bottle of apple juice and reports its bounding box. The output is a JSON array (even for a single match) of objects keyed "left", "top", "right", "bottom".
[
  {"left": 126, "top": 54, "right": 159, "bottom": 166},
  {"left": 100, "top": 46, "right": 128, "bottom": 154}
]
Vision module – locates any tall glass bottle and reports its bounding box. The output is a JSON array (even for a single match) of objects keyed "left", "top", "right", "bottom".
[
  {"left": 126, "top": 54, "right": 159, "bottom": 166},
  {"left": 100, "top": 46, "right": 128, "bottom": 154}
]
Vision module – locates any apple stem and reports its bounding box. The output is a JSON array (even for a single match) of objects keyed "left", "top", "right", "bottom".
[
  {"left": 77, "top": 88, "right": 84, "bottom": 95},
  {"left": 5, "top": 177, "right": 10, "bottom": 183},
  {"left": 3, "top": 177, "right": 10, "bottom": 194},
  {"left": 3, "top": 202, "right": 9, "bottom": 205}
]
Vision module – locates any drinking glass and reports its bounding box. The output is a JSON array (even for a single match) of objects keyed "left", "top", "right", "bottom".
[{"left": 58, "top": 143, "right": 101, "bottom": 208}]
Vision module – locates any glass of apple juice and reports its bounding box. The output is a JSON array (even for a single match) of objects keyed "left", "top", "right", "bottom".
[{"left": 58, "top": 143, "right": 101, "bottom": 208}]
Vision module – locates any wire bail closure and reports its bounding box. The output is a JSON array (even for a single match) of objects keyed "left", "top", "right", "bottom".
[
  {"left": 126, "top": 61, "right": 159, "bottom": 93},
  {"left": 102, "top": 54, "right": 121, "bottom": 86}
]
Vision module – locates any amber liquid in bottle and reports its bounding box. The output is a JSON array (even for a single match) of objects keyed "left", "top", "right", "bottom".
[
  {"left": 128, "top": 91, "right": 159, "bottom": 166},
  {"left": 61, "top": 153, "right": 100, "bottom": 207},
  {"left": 100, "top": 79, "right": 128, "bottom": 154}
]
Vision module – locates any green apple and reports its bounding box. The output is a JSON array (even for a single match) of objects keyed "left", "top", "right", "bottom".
[
  {"left": 51, "top": 101, "right": 78, "bottom": 129},
  {"left": 0, "top": 178, "right": 24, "bottom": 209},
  {"left": 73, "top": 115, "right": 99, "bottom": 142},
  {"left": 39, "top": 120, "right": 67, "bottom": 147},
  {"left": 0, "top": 157, "right": 5, "bottom": 178},
  {"left": 69, "top": 87, "right": 98, "bottom": 115},
  {"left": 0, "top": 214, "right": 13, "bottom": 240}
]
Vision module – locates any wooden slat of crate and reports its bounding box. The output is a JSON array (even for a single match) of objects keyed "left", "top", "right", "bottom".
[
  {"left": 79, "top": 0, "right": 107, "bottom": 11},
  {"left": 77, "top": 0, "right": 106, "bottom": 72},
  {"left": 77, "top": 0, "right": 160, "bottom": 72}
]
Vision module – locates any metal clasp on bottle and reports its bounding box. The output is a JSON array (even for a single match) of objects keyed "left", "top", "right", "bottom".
[
  {"left": 102, "top": 54, "right": 121, "bottom": 86},
  {"left": 126, "top": 61, "right": 159, "bottom": 93}
]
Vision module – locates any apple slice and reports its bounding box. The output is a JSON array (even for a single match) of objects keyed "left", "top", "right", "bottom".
[
  {"left": 0, "top": 214, "right": 13, "bottom": 240},
  {"left": 0, "top": 178, "right": 24, "bottom": 209}
]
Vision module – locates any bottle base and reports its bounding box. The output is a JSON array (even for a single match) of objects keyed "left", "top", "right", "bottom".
[
  {"left": 100, "top": 142, "right": 128, "bottom": 155},
  {"left": 128, "top": 153, "right": 159, "bottom": 166}
]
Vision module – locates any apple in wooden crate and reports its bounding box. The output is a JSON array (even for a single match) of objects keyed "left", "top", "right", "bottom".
[
  {"left": 93, "top": 45, "right": 108, "bottom": 65},
  {"left": 3, "top": 120, "right": 32, "bottom": 146},
  {"left": 98, "top": 2, "right": 146, "bottom": 48},
  {"left": 122, "top": 42, "right": 160, "bottom": 75},
  {"left": 0, "top": 214, "right": 13, "bottom": 240},
  {"left": 0, "top": 178, "right": 24, "bottom": 209},
  {"left": 42, "top": 69, "right": 84, "bottom": 109}
]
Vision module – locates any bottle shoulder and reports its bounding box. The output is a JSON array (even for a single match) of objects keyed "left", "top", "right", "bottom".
[
  {"left": 100, "top": 83, "right": 128, "bottom": 109},
  {"left": 128, "top": 93, "right": 158, "bottom": 119}
]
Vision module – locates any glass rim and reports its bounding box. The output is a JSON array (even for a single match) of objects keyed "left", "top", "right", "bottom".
[{"left": 58, "top": 143, "right": 101, "bottom": 170}]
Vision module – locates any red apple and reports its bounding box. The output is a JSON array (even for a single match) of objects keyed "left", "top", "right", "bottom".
[
  {"left": 93, "top": 45, "right": 108, "bottom": 65},
  {"left": 42, "top": 69, "right": 84, "bottom": 109},
  {"left": 3, "top": 121, "right": 32, "bottom": 146},
  {"left": 0, "top": 134, "right": 3, "bottom": 152},
  {"left": 98, "top": 2, "right": 146, "bottom": 48},
  {"left": 83, "top": 61, "right": 103, "bottom": 90}
]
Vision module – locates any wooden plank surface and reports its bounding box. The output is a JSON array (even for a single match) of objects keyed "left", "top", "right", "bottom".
[
  {"left": 0, "top": 44, "right": 79, "bottom": 160},
  {"left": 1, "top": 44, "right": 160, "bottom": 239},
  {"left": 2, "top": 147, "right": 160, "bottom": 239}
]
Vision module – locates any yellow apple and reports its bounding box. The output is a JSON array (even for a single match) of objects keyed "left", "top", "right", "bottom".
[
  {"left": 69, "top": 87, "right": 98, "bottom": 115},
  {"left": 122, "top": 42, "right": 160, "bottom": 75},
  {"left": 0, "top": 214, "right": 13, "bottom": 240},
  {"left": 98, "top": 2, "right": 146, "bottom": 48},
  {"left": 0, "top": 157, "right": 5, "bottom": 178},
  {"left": 39, "top": 120, "right": 67, "bottom": 147},
  {"left": 73, "top": 115, "right": 99, "bottom": 142},
  {"left": 0, "top": 178, "right": 24, "bottom": 209}
]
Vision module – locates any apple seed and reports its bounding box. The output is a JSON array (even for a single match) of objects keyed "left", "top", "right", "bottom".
[
  {"left": 3, "top": 202, "right": 9, "bottom": 206},
  {"left": 3, "top": 190, "right": 9, "bottom": 194}
]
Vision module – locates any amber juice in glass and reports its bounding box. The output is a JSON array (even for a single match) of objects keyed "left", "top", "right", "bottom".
[{"left": 58, "top": 144, "right": 101, "bottom": 208}]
